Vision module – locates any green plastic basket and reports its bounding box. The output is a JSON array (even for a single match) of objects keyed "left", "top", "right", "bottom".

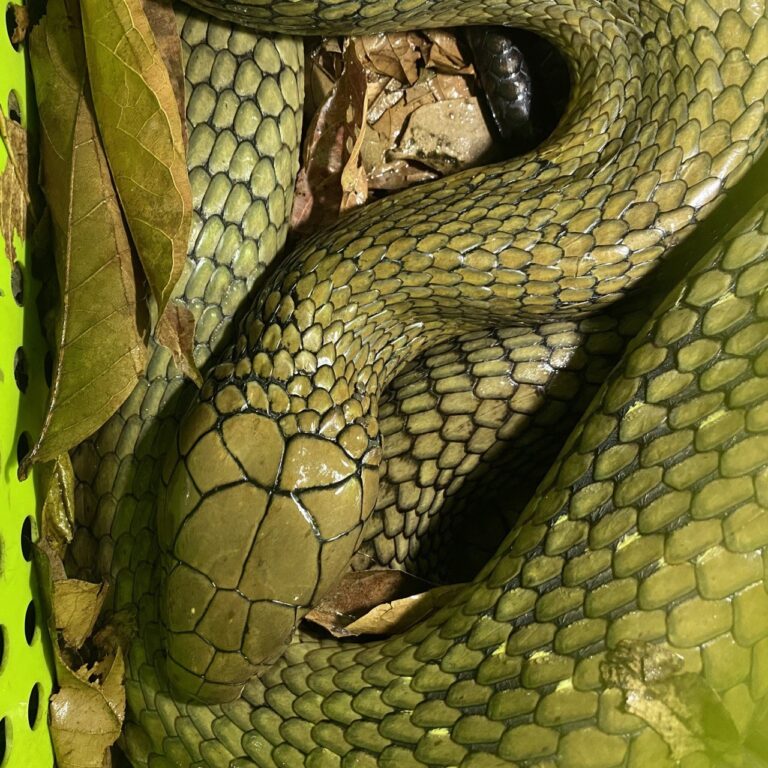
[{"left": 0, "top": 3, "right": 55, "bottom": 765}]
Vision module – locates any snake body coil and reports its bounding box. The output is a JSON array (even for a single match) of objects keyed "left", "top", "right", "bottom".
[{"left": 70, "top": 0, "right": 768, "bottom": 765}]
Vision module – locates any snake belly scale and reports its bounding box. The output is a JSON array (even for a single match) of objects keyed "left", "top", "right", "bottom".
[{"left": 67, "top": 0, "right": 768, "bottom": 765}]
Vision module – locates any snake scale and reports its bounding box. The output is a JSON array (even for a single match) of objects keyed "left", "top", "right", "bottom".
[{"left": 67, "top": 0, "right": 768, "bottom": 764}]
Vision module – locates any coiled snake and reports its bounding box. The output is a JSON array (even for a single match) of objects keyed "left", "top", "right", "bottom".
[{"left": 70, "top": 0, "right": 768, "bottom": 765}]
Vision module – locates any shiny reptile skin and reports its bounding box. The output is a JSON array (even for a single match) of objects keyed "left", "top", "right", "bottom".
[{"left": 69, "top": 0, "right": 768, "bottom": 765}]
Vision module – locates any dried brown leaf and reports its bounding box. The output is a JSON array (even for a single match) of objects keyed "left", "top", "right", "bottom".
[
  {"left": 38, "top": 453, "right": 77, "bottom": 556},
  {"left": 0, "top": 109, "right": 30, "bottom": 262},
  {"left": 345, "top": 584, "right": 463, "bottom": 635},
  {"left": 54, "top": 579, "right": 110, "bottom": 650},
  {"left": 305, "top": 38, "right": 344, "bottom": 119},
  {"left": 155, "top": 300, "right": 201, "bottom": 386},
  {"left": 35, "top": 513, "right": 124, "bottom": 767},
  {"left": 422, "top": 30, "right": 474, "bottom": 73},
  {"left": 359, "top": 32, "right": 422, "bottom": 84},
  {"left": 305, "top": 570, "right": 464, "bottom": 637},
  {"left": 50, "top": 647, "right": 125, "bottom": 768},
  {"left": 393, "top": 97, "right": 495, "bottom": 173},
  {"left": 296, "top": 28, "right": 501, "bottom": 230},
  {"left": 25, "top": 0, "right": 148, "bottom": 470},
  {"left": 291, "top": 40, "right": 368, "bottom": 234},
  {"left": 80, "top": 0, "right": 192, "bottom": 315},
  {"left": 366, "top": 79, "right": 406, "bottom": 125},
  {"left": 8, "top": 3, "right": 30, "bottom": 46}
]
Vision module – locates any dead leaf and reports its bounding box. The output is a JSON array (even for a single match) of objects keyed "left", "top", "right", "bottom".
[
  {"left": 24, "top": 0, "right": 148, "bottom": 471},
  {"left": 34, "top": 448, "right": 129, "bottom": 768},
  {"left": 38, "top": 453, "right": 76, "bottom": 556},
  {"left": 155, "top": 300, "right": 201, "bottom": 386},
  {"left": 422, "top": 30, "right": 474, "bottom": 73},
  {"left": 304, "top": 38, "right": 344, "bottom": 120},
  {"left": 359, "top": 33, "right": 422, "bottom": 84},
  {"left": 34, "top": 547, "right": 121, "bottom": 768},
  {"left": 142, "top": 0, "right": 186, "bottom": 145},
  {"left": 295, "top": 28, "right": 493, "bottom": 213},
  {"left": 304, "top": 570, "right": 465, "bottom": 637},
  {"left": 80, "top": 0, "right": 192, "bottom": 315},
  {"left": 0, "top": 109, "right": 30, "bottom": 262},
  {"left": 290, "top": 40, "right": 368, "bottom": 234},
  {"left": 393, "top": 97, "right": 495, "bottom": 173},
  {"left": 54, "top": 579, "right": 110, "bottom": 650},
  {"left": 50, "top": 647, "right": 125, "bottom": 768},
  {"left": 34, "top": 469, "right": 124, "bottom": 768},
  {"left": 345, "top": 584, "right": 464, "bottom": 635},
  {"left": 8, "top": 3, "right": 30, "bottom": 46}
]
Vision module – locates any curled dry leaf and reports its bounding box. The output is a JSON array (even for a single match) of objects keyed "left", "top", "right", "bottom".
[
  {"left": 155, "top": 300, "right": 202, "bottom": 386},
  {"left": 49, "top": 647, "right": 126, "bottom": 768},
  {"left": 35, "top": 454, "right": 125, "bottom": 768},
  {"left": 25, "top": 0, "right": 148, "bottom": 471},
  {"left": 304, "top": 570, "right": 465, "bottom": 637},
  {"left": 80, "top": 0, "right": 192, "bottom": 315},
  {"left": 291, "top": 40, "right": 369, "bottom": 235},
  {"left": 0, "top": 108, "right": 30, "bottom": 262},
  {"left": 38, "top": 452, "right": 76, "bottom": 557},
  {"left": 359, "top": 32, "right": 422, "bottom": 84},
  {"left": 297, "top": 29, "right": 499, "bottom": 229},
  {"left": 7, "top": 3, "right": 30, "bottom": 45},
  {"left": 35, "top": 456, "right": 107, "bottom": 650},
  {"left": 304, "top": 37, "right": 344, "bottom": 120},
  {"left": 54, "top": 579, "right": 110, "bottom": 650},
  {"left": 421, "top": 29, "right": 474, "bottom": 73},
  {"left": 344, "top": 583, "right": 464, "bottom": 636}
]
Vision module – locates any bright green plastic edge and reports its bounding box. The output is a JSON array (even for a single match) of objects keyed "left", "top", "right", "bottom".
[{"left": 0, "top": 3, "right": 56, "bottom": 766}]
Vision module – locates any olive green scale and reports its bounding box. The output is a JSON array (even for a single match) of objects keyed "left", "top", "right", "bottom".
[{"left": 68, "top": 0, "right": 768, "bottom": 765}]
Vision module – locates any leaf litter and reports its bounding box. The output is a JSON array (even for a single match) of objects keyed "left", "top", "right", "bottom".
[
  {"left": 35, "top": 453, "right": 129, "bottom": 768},
  {"left": 291, "top": 29, "right": 501, "bottom": 235},
  {"left": 25, "top": 0, "right": 193, "bottom": 761},
  {"left": 25, "top": 0, "right": 149, "bottom": 471},
  {"left": 79, "top": 0, "right": 192, "bottom": 316},
  {"left": 0, "top": 107, "right": 31, "bottom": 262}
]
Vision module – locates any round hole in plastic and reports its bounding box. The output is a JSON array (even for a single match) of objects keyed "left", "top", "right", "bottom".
[
  {"left": 23, "top": 600, "right": 35, "bottom": 645},
  {"left": 20, "top": 515, "right": 32, "bottom": 562},
  {"left": 27, "top": 683, "right": 40, "bottom": 728},
  {"left": 6, "top": 89, "right": 20, "bottom": 124},
  {"left": 16, "top": 430, "right": 29, "bottom": 466},
  {"left": 13, "top": 346, "right": 27, "bottom": 393},
  {"left": 4, "top": 4, "right": 20, "bottom": 52},
  {"left": 10, "top": 262, "right": 23, "bottom": 305},
  {"left": 0, "top": 716, "right": 8, "bottom": 765}
]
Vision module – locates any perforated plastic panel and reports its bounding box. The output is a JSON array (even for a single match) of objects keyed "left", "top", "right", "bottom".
[{"left": 0, "top": 2, "right": 55, "bottom": 765}]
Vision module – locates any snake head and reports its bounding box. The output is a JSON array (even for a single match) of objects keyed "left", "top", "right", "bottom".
[{"left": 156, "top": 371, "right": 380, "bottom": 702}]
